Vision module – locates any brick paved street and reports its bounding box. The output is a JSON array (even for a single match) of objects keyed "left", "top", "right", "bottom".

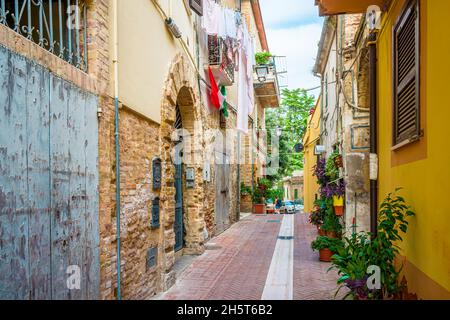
[{"left": 159, "top": 213, "right": 341, "bottom": 300}]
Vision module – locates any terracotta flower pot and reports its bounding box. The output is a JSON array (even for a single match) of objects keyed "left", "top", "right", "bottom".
[
  {"left": 253, "top": 204, "right": 266, "bottom": 214},
  {"left": 326, "top": 231, "right": 338, "bottom": 238},
  {"left": 319, "top": 248, "right": 333, "bottom": 262},
  {"left": 318, "top": 228, "right": 326, "bottom": 236},
  {"left": 334, "top": 155, "right": 343, "bottom": 168},
  {"left": 334, "top": 206, "right": 344, "bottom": 216}
]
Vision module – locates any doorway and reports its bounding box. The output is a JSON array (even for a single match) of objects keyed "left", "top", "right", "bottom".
[{"left": 174, "top": 104, "right": 184, "bottom": 252}]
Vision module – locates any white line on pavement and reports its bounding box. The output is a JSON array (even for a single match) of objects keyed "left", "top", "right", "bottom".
[{"left": 261, "top": 214, "right": 294, "bottom": 300}]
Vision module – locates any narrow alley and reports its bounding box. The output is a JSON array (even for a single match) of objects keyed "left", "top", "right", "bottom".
[
  {"left": 0, "top": 0, "right": 449, "bottom": 307},
  {"left": 158, "top": 213, "right": 341, "bottom": 300}
]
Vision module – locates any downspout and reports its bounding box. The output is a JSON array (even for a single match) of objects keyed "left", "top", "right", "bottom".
[
  {"left": 112, "top": 0, "right": 121, "bottom": 300},
  {"left": 368, "top": 30, "right": 378, "bottom": 239}
]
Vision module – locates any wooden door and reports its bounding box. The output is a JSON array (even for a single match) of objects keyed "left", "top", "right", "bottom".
[{"left": 0, "top": 46, "right": 99, "bottom": 300}]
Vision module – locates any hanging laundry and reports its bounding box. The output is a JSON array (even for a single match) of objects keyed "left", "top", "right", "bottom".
[
  {"left": 218, "top": 8, "right": 227, "bottom": 39},
  {"left": 236, "top": 23, "right": 256, "bottom": 134},
  {"left": 208, "top": 66, "right": 221, "bottom": 109},
  {"left": 202, "top": 0, "right": 221, "bottom": 35},
  {"left": 224, "top": 8, "right": 238, "bottom": 39},
  {"left": 219, "top": 86, "right": 229, "bottom": 118}
]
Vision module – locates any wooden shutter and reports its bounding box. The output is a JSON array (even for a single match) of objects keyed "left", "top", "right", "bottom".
[
  {"left": 189, "top": 0, "right": 203, "bottom": 16},
  {"left": 393, "top": 0, "right": 420, "bottom": 146}
]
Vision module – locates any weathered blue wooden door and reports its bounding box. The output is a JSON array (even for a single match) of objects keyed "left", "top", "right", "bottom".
[{"left": 0, "top": 46, "right": 99, "bottom": 299}]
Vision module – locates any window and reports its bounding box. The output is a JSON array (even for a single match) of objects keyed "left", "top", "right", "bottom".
[
  {"left": 294, "top": 189, "right": 298, "bottom": 200},
  {"left": 393, "top": 0, "right": 420, "bottom": 147},
  {"left": 0, "top": 0, "right": 88, "bottom": 71}
]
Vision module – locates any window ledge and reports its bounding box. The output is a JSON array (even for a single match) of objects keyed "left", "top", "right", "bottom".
[{"left": 391, "top": 135, "right": 422, "bottom": 151}]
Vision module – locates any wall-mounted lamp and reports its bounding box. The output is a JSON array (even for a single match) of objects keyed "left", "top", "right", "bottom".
[
  {"left": 255, "top": 65, "right": 269, "bottom": 82},
  {"left": 276, "top": 126, "right": 282, "bottom": 137}
]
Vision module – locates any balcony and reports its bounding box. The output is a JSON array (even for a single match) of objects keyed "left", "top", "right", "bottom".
[
  {"left": 0, "top": 0, "right": 89, "bottom": 71},
  {"left": 253, "top": 56, "right": 285, "bottom": 109},
  {"left": 204, "top": 35, "right": 234, "bottom": 86},
  {"left": 314, "top": 0, "right": 390, "bottom": 16}
]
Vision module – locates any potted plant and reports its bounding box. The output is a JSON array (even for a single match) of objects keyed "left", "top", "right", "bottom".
[
  {"left": 252, "top": 187, "right": 266, "bottom": 214},
  {"left": 255, "top": 52, "right": 273, "bottom": 65},
  {"left": 330, "top": 151, "right": 343, "bottom": 168},
  {"left": 321, "top": 180, "right": 345, "bottom": 216},
  {"left": 240, "top": 182, "right": 252, "bottom": 196},
  {"left": 320, "top": 199, "right": 343, "bottom": 238},
  {"left": 325, "top": 153, "right": 340, "bottom": 182},
  {"left": 309, "top": 205, "right": 324, "bottom": 230},
  {"left": 329, "top": 189, "right": 416, "bottom": 300},
  {"left": 311, "top": 236, "right": 343, "bottom": 262},
  {"left": 333, "top": 195, "right": 344, "bottom": 216}
]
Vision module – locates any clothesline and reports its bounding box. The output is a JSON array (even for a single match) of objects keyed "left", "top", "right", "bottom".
[{"left": 201, "top": 0, "right": 256, "bottom": 133}]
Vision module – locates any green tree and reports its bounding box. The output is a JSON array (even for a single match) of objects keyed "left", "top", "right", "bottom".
[{"left": 266, "top": 88, "right": 315, "bottom": 181}]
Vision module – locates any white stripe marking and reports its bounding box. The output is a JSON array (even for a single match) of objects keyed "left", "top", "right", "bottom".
[{"left": 261, "top": 214, "right": 294, "bottom": 300}]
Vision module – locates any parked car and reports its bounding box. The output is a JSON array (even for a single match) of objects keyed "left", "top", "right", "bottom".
[
  {"left": 294, "top": 200, "right": 304, "bottom": 212},
  {"left": 280, "top": 201, "right": 296, "bottom": 214}
]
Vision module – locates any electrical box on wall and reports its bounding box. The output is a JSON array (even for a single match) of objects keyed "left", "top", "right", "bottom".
[
  {"left": 146, "top": 247, "right": 158, "bottom": 270},
  {"left": 152, "top": 158, "right": 162, "bottom": 190},
  {"left": 186, "top": 167, "right": 195, "bottom": 188},
  {"left": 203, "top": 163, "right": 211, "bottom": 182},
  {"left": 151, "top": 197, "right": 160, "bottom": 229}
]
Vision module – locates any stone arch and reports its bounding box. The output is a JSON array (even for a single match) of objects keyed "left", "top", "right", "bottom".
[{"left": 159, "top": 53, "right": 206, "bottom": 290}]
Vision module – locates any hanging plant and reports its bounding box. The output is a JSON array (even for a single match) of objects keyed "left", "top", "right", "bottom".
[{"left": 255, "top": 52, "right": 273, "bottom": 65}]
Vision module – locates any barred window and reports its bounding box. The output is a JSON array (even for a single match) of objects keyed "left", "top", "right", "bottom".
[{"left": 0, "top": 0, "right": 88, "bottom": 71}]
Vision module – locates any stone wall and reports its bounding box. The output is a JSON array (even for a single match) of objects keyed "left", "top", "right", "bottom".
[{"left": 338, "top": 15, "right": 371, "bottom": 233}]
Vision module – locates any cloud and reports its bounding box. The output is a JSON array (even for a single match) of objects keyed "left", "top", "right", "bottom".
[
  {"left": 259, "top": 0, "right": 323, "bottom": 95},
  {"left": 259, "top": 0, "right": 320, "bottom": 29},
  {"left": 266, "top": 23, "right": 323, "bottom": 93}
]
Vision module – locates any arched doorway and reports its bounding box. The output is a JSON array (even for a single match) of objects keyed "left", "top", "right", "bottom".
[{"left": 173, "top": 104, "right": 184, "bottom": 252}]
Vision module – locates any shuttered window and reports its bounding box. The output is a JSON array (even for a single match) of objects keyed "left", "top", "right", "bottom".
[
  {"left": 189, "top": 0, "right": 204, "bottom": 16},
  {"left": 393, "top": 0, "right": 420, "bottom": 146}
]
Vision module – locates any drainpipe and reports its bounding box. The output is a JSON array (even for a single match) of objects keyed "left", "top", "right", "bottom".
[
  {"left": 368, "top": 31, "right": 378, "bottom": 239},
  {"left": 112, "top": 0, "right": 121, "bottom": 300}
]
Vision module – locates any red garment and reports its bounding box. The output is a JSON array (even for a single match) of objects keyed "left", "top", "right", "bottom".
[{"left": 208, "top": 67, "right": 221, "bottom": 109}]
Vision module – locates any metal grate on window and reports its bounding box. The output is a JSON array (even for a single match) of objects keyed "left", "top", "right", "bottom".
[
  {"left": 0, "top": 0, "right": 88, "bottom": 71},
  {"left": 393, "top": 0, "right": 420, "bottom": 146}
]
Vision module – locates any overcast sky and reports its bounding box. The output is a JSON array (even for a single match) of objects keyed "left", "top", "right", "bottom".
[{"left": 259, "top": 0, "right": 323, "bottom": 96}]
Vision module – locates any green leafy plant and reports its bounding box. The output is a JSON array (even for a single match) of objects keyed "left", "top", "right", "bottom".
[
  {"left": 325, "top": 151, "right": 340, "bottom": 181},
  {"left": 240, "top": 183, "right": 252, "bottom": 195},
  {"left": 371, "top": 188, "right": 415, "bottom": 299},
  {"left": 266, "top": 187, "right": 283, "bottom": 203},
  {"left": 329, "top": 189, "right": 415, "bottom": 300},
  {"left": 252, "top": 185, "right": 265, "bottom": 204},
  {"left": 311, "top": 236, "right": 344, "bottom": 252},
  {"left": 255, "top": 52, "right": 273, "bottom": 65},
  {"left": 315, "top": 197, "right": 342, "bottom": 234},
  {"left": 330, "top": 232, "right": 373, "bottom": 300}
]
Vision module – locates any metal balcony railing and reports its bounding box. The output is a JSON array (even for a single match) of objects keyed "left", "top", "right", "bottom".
[
  {"left": 207, "top": 35, "right": 234, "bottom": 85},
  {"left": 0, "top": 0, "right": 88, "bottom": 71}
]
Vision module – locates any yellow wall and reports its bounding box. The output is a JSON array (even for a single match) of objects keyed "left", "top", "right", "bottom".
[
  {"left": 377, "top": 0, "right": 450, "bottom": 298},
  {"left": 114, "top": 0, "right": 195, "bottom": 123},
  {"left": 303, "top": 98, "right": 321, "bottom": 213}
]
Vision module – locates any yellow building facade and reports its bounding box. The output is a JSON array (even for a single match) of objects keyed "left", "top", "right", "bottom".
[
  {"left": 377, "top": 0, "right": 450, "bottom": 299},
  {"left": 303, "top": 97, "right": 321, "bottom": 214},
  {"left": 315, "top": 0, "right": 450, "bottom": 299}
]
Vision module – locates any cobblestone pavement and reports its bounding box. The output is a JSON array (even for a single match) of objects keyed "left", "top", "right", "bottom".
[
  {"left": 159, "top": 213, "right": 341, "bottom": 300},
  {"left": 293, "top": 214, "right": 341, "bottom": 300}
]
